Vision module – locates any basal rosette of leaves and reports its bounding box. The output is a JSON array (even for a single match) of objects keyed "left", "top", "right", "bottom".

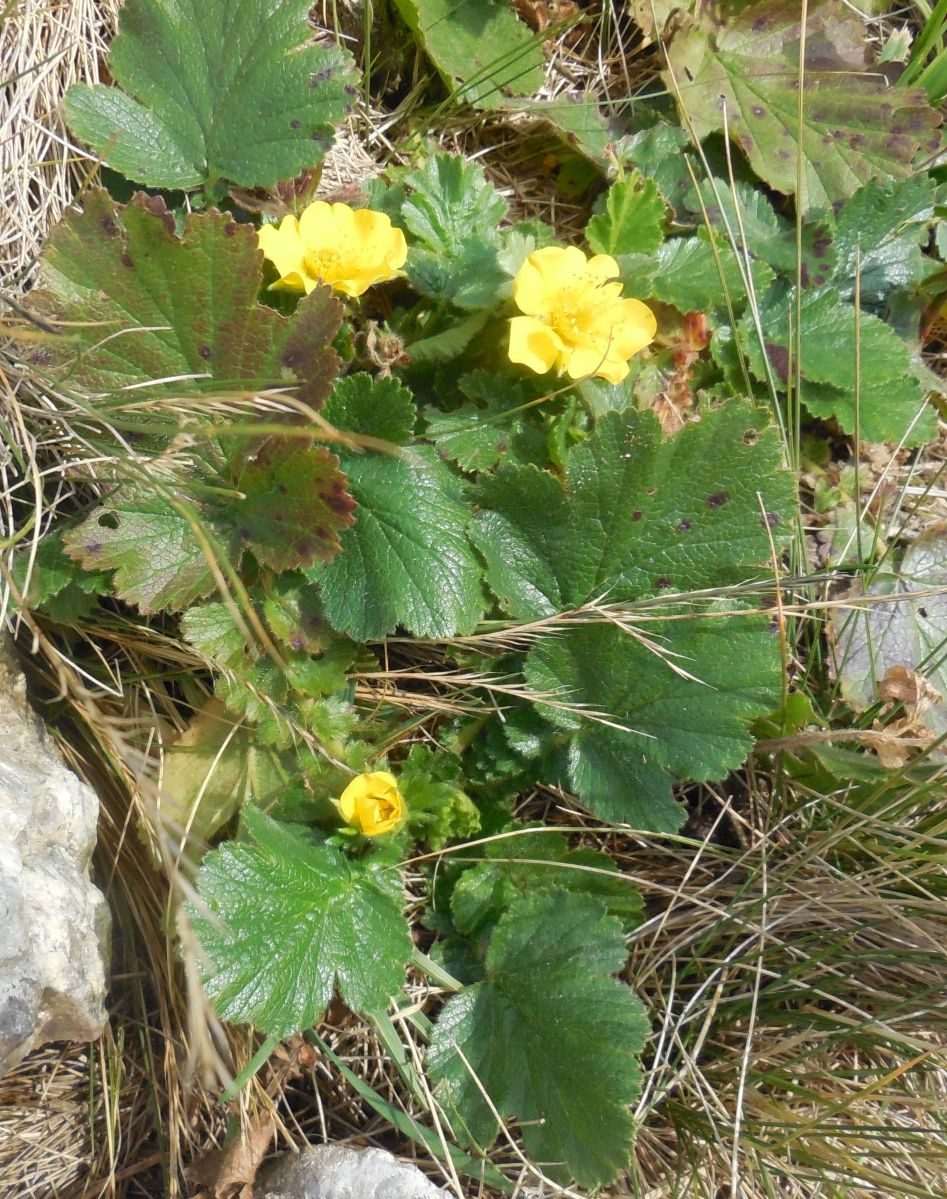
[{"left": 32, "top": 0, "right": 947, "bottom": 1186}]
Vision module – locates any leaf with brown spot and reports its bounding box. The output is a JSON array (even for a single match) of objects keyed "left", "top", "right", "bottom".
[
  {"left": 224, "top": 436, "right": 355, "bottom": 572},
  {"left": 28, "top": 190, "right": 342, "bottom": 405},
  {"left": 664, "top": 0, "right": 941, "bottom": 211}
]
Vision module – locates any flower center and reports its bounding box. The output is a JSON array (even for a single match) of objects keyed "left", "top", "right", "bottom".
[
  {"left": 303, "top": 248, "right": 344, "bottom": 282},
  {"left": 549, "top": 281, "right": 613, "bottom": 346}
]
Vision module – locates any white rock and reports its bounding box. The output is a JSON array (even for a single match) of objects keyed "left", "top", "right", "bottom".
[
  {"left": 0, "top": 639, "right": 110, "bottom": 1074},
  {"left": 256, "top": 1144, "right": 451, "bottom": 1199}
]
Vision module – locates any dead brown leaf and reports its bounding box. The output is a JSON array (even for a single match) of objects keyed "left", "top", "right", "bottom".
[{"left": 189, "top": 1113, "right": 275, "bottom": 1199}]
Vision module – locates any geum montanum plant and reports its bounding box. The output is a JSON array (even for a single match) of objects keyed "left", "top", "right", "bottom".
[{"left": 15, "top": 0, "right": 804, "bottom": 1188}]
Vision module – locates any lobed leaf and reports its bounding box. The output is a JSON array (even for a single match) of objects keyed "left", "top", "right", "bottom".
[
  {"left": 65, "top": 0, "right": 354, "bottom": 189},
  {"left": 427, "top": 890, "right": 649, "bottom": 1189},
  {"left": 189, "top": 806, "right": 411, "bottom": 1037}
]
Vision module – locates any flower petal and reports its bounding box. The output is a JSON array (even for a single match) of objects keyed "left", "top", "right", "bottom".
[
  {"left": 258, "top": 215, "right": 304, "bottom": 280},
  {"left": 509, "top": 316, "right": 565, "bottom": 375},
  {"left": 612, "top": 298, "right": 658, "bottom": 358},
  {"left": 511, "top": 254, "right": 548, "bottom": 316},
  {"left": 298, "top": 200, "right": 345, "bottom": 247},
  {"left": 586, "top": 253, "right": 621, "bottom": 283}
]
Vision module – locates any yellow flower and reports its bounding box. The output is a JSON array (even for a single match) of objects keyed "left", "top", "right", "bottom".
[
  {"left": 258, "top": 202, "right": 407, "bottom": 298},
  {"left": 508, "top": 245, "right": 657, "bottom": 384},
  {"left": 337, "top": 771, "right": 406, "bottom": 836}
]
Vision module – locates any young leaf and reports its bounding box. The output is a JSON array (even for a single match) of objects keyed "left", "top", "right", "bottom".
[
  {"left": 401, "top": 155, "right": 508, "bottom": 255},
  {"left": 64, "top": 0, "right": 354, "bottom": 189},
  {"left": 399, "top": 745, "right": 480, "bottom": 850},
  {"left": 427, "top": 890, "right": 649, "bottom": 1189},
  {"left": 587, "top": 172, "right": 666, "bottom": 256},
  {"left": 315, "top": 448, "right": 484, "bottom": 639},
  {"left": 451, "top": 829, "right": 643, "bottom": 937},
  {"left": 10, "top": 532, "right": 110, "bottom": 623},
  {"left": 622, "top": 232, "right": 774, "bottom": 314},
  {"left": 392, "top": 0, "right": 545, "bottom": 106},
  {"left": 189, "top": 806, "right": 411, "bottom": 1037},
  {"left": 665, "top": 0, "right": 941, "bottom": 211},
  {"left": 31, "top": 191, "right": 341, "bottom": 405},
  {"left": 323, "top": 374, "right": 416, "bottom": 444}
]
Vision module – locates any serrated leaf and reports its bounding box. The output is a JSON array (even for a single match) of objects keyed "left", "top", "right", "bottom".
[
  {"left": 399, "top": 745, "right": 480, "bottom": 850},
  {"left": 832, "top": 175, "right": 937, "bottom": 303},
  {"left": 745, "top": 287, "right": 936, "bottom": 443},
  {"left": 619, "top": 123, "right": 701, "bottom": 218},
  {"left": 427, "top": 890, "right": 649, "bottom": 1189},
  {"left": 472, "top": 403, "right": 794, "bottom": 823},
  {"left": 401, "top": 155, "right": 508, "bottom": 254},
  {"left": 392, "top": 0, "right": 545, "bottom": 106},
  {"left": 473, "top": 401, "right": 793, "bottom": 618},
  {"left": 451, "top": 829, "right": 642, "bottom": 937},
  {"left": 622, "top": 232, "right": 774, "bottom": 315},
  {"left": 31, "top": 191, "right": 341, "bottom": 405},
  {"left": 526, "top": 614, "right": 783, "bottom": 824},
  {"left": 315, "top": 448, "right": 484, "bottom": 639},
  {"left": 407, "top": 239, "right": 507, "bottom": 309},
  {"left": 223, "top": 436, "right": 355, "bottom": 571},
  {"left": 323, "top": 374, "right": 416, "bottom": 444},
  {"left": 665, "top": 0, "right": 941, "bottom": 212},
  {"left": 424, "top": 372, "right": 535, "bottom": 472},
  {"left": 189, "top": 806, "right": 411, "bottom": 1037},
  {"left": 10, "top": 532, "right": 110, "bottom": 622},
  {"left": 63, "top": 484, "right": 228, "bottom": 613},
  {"left": 587, "top": 172, "right": 666, "bottom": 256},
  {"left": 64, "top": 0, "right": 354, "bottom": 189}
]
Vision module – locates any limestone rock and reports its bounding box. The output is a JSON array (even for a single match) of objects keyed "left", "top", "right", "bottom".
[
  {"left": 255, "top": 1144, "right": 451, "bottom": 1199},
  {"left": 0, "top": 640, "right": 110, "bottom": 1074}
]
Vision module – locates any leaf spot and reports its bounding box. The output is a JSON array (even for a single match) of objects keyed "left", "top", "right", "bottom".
[{"left": 707, "top": 491, "right": 730, "bottom": 508}]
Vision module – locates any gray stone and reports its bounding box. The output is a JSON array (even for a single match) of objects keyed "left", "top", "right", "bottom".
[
  {"left": 0, "top": 639, "right": 109, "bottom": 1074},
  {"left": 256, "top": 1145, "right": 451, "bottom": 1199}
]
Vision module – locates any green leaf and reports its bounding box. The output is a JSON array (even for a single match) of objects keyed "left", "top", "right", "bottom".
[
  {"left": 496, "top": 93, "right": 615, "bottom": 166},
  {"left": 10, "top": 532, "right": 109, "bottom": 622},
  {"left": 405, "top": 310, "right": 490, "bottom": 364},
  {"left": 426, "top": 890, "right": 649, "bottom": 1189},
  {"left": 315, "top": 447, "right": 484, "bottom": 639},
  {"left": 424, "top": 372, "right": 536, "bottom": 472},
  {"left": 31, "top": 191, "right": 342, "bottom": 405},
  {"left": 526, "top": 614, "right": 783, "bottom": 824},
  {"left": 451, "top": 829, "right": 642, "bottom": 938},
  {"left": 189, "top": 806, "right": 411, "bottom": 1037},
  {"left": 619, "top": 123, "right": 700, "bottom": 218},
  {"left": 831, "top": 175, "right": 937, "bottom": 303},
  {"left": 587, "top": 172, "right": 666, "bottom": 256},
  {"left": 744, "top": 287, "right": 936, "bottom": 443},
  {"left": 63, "top": 483, "right": 227, "bottom": 613},
  {"left": 472, "top": 402, "right": 794, "bottom": 823},
  {"left": 473, "top": 401, "right": 793, "bottom": 618},
  {"left": 407, "top": 239, "right": 507, "bottom": 310},
  {"left": 832, "top": 530, "right": 947, "bottom": 744},
  {"left": 323, "top": 374, "right": 416, "bottom": 444},
  {"left": 665, "top": 0, "right": 941, "bottom": 212},
  {"left": 401, "top": 155, "right": 507, "bottom": 254},
  {"left": 392, "top": 0, "right": 545, "bottom": 106},
  {"left": 400, "top": 745, "right": 481, "bottom": 850},
  {"left": 64, "top": 0, "right": 354, "bottom": 189},
  {"left": 622, "top": 232, "right": 774, "bottom": 314}
]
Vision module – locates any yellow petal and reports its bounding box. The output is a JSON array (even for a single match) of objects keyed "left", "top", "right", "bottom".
[
  {"left": 531, "top": 244, "right": 590, "bottom": 294},
  {"left": 563, "top": 342, "right": 616, "bottom": 381},
  {"left": 511, "top": 254, "right": 548, "bottom": 316},
  {"left": 508, "top": 316, "right": 565, "bottom": 375},
  {"left": 586, "top": 253, "right": 621, "bottom": 283},
  {"left": 298, "top": 200, "right": 347, "bottom": 247},
  {"left": 258, "top": 215, "right": 304, "bottom": 280},
  {"left": 337, "top": 771, "right": 404, "bottom": 836},
  {"left": 612, "top": 298, "right": 658, "bottom": 358}
]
